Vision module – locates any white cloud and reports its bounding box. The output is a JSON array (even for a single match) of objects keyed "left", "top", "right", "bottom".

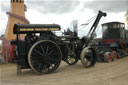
[
  {"left": 0, "top": 0, "right": 127, "bottom": 38},
  {"left": 26, "top": 0, "right": 81, "bottom": 14},
  {"left": 84, "top": 0, "right": 128, "bottom": 13}
]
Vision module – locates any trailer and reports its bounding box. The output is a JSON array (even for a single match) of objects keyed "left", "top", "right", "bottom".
[{"left": 92, "top": 22, "right": 128, "bottom": 62}]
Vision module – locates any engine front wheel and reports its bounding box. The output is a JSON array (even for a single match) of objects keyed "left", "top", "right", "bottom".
[{"left": 80, "top": 47, "right": 96, "bottom": 68}]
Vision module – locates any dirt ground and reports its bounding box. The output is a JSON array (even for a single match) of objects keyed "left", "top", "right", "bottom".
[{"left": 0, "top": 57, "right": 128, "bottom": 85}]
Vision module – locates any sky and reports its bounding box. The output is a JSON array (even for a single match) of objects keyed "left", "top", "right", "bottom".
[{"left": 0, "top": 0, "right": 128, "bottom": 38}]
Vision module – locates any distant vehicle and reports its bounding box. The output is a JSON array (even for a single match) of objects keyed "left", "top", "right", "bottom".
[{"left": 91, "top": 22, "right": 128, "bottom": 62}]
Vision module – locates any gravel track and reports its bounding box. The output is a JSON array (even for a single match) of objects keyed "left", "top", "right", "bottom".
[{"left": 0, "top": 57, "right": 128, "bottom": 85}]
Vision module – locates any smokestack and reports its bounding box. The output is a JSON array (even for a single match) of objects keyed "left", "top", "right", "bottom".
[
  {"left": 72, "top": 20, "right": 78, "bottom": 37},
  {"left": 4, "top": 0, "right": 29, "bottom": 40}
]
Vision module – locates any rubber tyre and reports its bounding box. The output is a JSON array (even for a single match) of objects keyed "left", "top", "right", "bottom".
[
  {"left": 104, "top": 52, "right": 112, "bottom": 62},
  {"left": 112, "top": 51, "right": 117, "bottom": 61}
]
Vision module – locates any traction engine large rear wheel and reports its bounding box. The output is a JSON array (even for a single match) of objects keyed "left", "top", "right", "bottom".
[{"left": 28, "top": 40, "right": 62, "bottom": 74}]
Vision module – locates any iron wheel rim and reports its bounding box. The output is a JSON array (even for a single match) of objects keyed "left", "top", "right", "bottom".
[{"left": 28, "top": 40, "right": 62, "bottom": 74}]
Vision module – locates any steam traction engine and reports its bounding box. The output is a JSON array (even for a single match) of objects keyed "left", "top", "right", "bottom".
[{"left": 12, "top": 11, "right": 106, "bottom": 74}]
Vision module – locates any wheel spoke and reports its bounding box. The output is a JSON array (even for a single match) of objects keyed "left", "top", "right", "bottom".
[
  {"left": 39, "top": 44, "right": 45, "bottom": 54},
  {"left": 31, "top": 55, "right": 42, "bottom": 60},
  {"left": 43, "top": 65, "right": 48, "bottom": 72},
  {"left": 33, "top": 61, "right": 41, "bottom": 69},
  {"left": 48, "top": 50, "right": 54, "bottom": 56},
  {"left": 34, "top": 49, "right": 44, "bottom": 56},
  {"left": 49, "top": 57, "right": 59, "bottom": 62},
  {"left": 32, "top": 59, "right": 39, "bottom": 64},
  {"left": 49, "top": 44, "right": 55, "bottom": 50},
  {"left": 46, "top": 46, "right": 49, "bottom": 54},
  {"left": 38, "top": 63, "right": 42, "bottom": 71}
]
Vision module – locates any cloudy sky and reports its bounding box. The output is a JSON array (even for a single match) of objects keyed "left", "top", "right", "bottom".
[{"left": 0, "top": 0, "right": 128, "bottom": 37}]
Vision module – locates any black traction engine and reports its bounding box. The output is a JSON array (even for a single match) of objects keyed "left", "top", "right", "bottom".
[{"left": 11, "top": 11, "right": 106, "bottom": 74}]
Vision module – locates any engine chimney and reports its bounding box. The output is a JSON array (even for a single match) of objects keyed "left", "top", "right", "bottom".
[{"left": 72, "top": 20, "right": 78, "bottom": 37}]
